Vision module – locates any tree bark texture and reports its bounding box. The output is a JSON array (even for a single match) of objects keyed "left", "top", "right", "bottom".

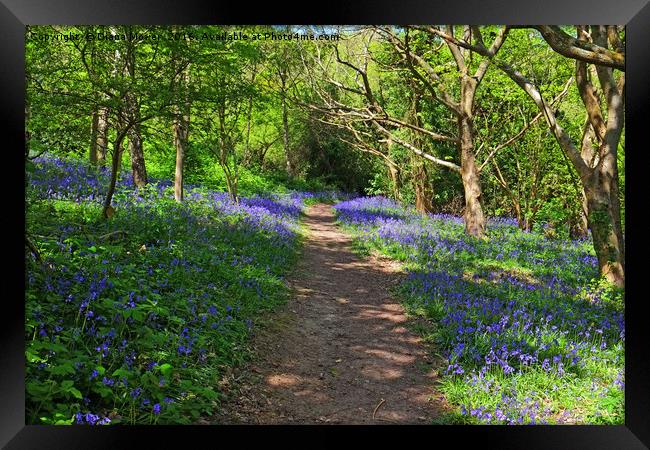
[
  {"left": 90, "top": 109, "right": 99, "bottom": 165},
  {"left": 125, "top": 39, "right": 147, "bottom": 188},
  {"left": 458, "top": 73, "right": 486, "bottom": 238},
  {"left": 102, "top": 127, "right": 129, "bottom": 218},
  {"left": 96, "top": 107, "right": 109, "bottom": 164},
  {"left": 459, "top": 115, "right": 486, "bottom": 237},
  {"left": 413, "top": 162, "right": 433, "bottom": 214},
  {"left": 173, "top": 65, "right": 191, "bottom": 202}
]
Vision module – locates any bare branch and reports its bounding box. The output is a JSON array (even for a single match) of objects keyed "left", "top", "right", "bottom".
[
  {"left": 372, "top": 122, "right": 461, "bottom": 172},
  {"left": 380, "top": 26, "right": 460, "bottom": 114}
]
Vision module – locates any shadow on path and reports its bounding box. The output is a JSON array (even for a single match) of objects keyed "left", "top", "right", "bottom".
[{"left": 210, "top": 203, "right": 449, "bottom": 424}]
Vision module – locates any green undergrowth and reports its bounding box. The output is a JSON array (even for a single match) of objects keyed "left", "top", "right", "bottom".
[{"left": 25, "top": 160, "right": 311, "bottom": 425}]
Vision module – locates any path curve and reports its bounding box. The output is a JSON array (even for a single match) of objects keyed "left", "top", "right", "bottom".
[{"left": 210, "top": 203, "right": 449, "bottom": 424}]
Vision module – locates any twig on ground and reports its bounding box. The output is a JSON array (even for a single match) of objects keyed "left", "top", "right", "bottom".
[{"left": 372, "top": 398, "right": 385, "bottom": 421}]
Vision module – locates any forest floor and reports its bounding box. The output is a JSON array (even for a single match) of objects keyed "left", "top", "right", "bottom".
[{"left": 208, "top": 203, "right": 450, "bottom": 424}]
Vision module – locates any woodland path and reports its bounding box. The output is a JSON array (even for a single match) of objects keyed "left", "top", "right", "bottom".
[{"left": 209, "top": 203, "right": 449, "bottom": 424}]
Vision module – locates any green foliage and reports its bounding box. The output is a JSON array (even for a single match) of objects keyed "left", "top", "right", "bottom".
[{"left": 25, "top": 158, "right": 307, "bottom": 425}]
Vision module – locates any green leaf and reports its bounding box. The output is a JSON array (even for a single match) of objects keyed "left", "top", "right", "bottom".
[
  {"left": 26, "top": 381, "right": 52, "bottom": 396},
  {"left": 68, "top": 388, "right": 83, "bottom": 399},
  {"left": 49, "top": 363, "right": 75, "bottom": 376},
  {"left": 26, "top": 350, "right": 45, "bottom": 363},
  {"left": 95, "top": 386, "right": 113, "bottom": 398},
  {"left": 158, "top": 363, "right": 173, "bottom": 377},
  {"left": 54, "top": 418, "right": 74, "bottom": 425},
  {"left": 112, "top": 368, "right": 131, "bottom": 378}
]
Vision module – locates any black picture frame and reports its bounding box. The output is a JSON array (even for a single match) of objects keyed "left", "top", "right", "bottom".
[{"left": 3, "top": 0, "right": 648, "bottom": 448}]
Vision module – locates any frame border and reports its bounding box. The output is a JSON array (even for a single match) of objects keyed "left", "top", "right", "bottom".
[{"left": 3, "top": 0, "right": 648, "bottom": 448}]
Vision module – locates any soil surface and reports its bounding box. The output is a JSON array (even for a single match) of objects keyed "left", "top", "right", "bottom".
[{"left": 209, "top": 203, "right": 449, "bottom": 424}]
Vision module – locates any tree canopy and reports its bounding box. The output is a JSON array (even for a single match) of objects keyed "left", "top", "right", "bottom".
[{"left": 26, "top": 24, "right": 625, "bottom": 285}]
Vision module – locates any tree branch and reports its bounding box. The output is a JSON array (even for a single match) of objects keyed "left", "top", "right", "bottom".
[{"left": 533, "top": 25, "right": 624, "bottom": 71}]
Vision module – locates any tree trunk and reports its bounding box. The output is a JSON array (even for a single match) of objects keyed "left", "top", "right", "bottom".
[
  {"left": 125, "top": 87, "right": 146, "bottom": 187},
  {"left": 217, "top": 104, "right": 238, "bottom": 203},
  {"left": 583, "top": 124, "right": 625, "bottom": 286},
  {"left": 513, "top": 201, "right": 525, "bottom": 230},
  {"left": 173, "top": 114, "right": 188, "bottom": 202},
  {"left": 575, "top": 194, "right": 590, "bottom": 238},
  {"left": 96, "top": 107, "right": 109, "bottom": 164},
  {"left": 243, "top": 62, "right": 257, "bottom": 167},
  {"left": 584, "top": 181, "right": 624, "bottom": 286},
  {"left": 387, "top": 163, "right": 402, "bottom": 201},
  {"left": 124, "top": 37, "right": 147, "bottom": 188},
  {"left": 173, "top": 66, "right": 191, "bottom": 202},
  {"left": 413, "top": 162, "right": 433, "bottom": 214},
  {"left": 243, "top": 94, "right": 254, "bottom": 167},
  {"left": 127, "top": 120, "right": 147, "bottom": 188},
  {"left": 282, "top": 96, "right": 293, "bottom": 176},
  {"left": 409, "top": 89, "right": 433, "bottom": 213},
  {"left": 577, "top": 26, "right": 624, "bottom": 286},
  {"left": 280, "top": 75, "right": 294, "bottom": 177},
  {"left": 458, "top": 114, "right": 486, "bottom": 237},
  {"left": 90, "top": 109, "right": 99, "bottom": 165},
  {"left": 456, "top": 48, "right": 486, "bottom": 238},
  {"left": 102, "top": 128, "right": 129, "bottom": 218}
]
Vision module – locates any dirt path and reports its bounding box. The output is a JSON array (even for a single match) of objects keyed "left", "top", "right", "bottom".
[{"left": 210, "top": 203, "right": 449, "bottom": 424}]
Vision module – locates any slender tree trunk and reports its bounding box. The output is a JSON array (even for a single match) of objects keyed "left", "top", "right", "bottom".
[
  {"left": 413, "top": 162, "right": 433, "bottom": 214},
  {"left": 409, "top": 89, "right": 433, "bottom": 214},
  {"left": 243, "top": 64, "right": 257, "bottom": 167},
  {"left": 90, "top": 109, "right": 99, "bottom": 165},
  {"left": 96, "top": 107, "right": 109, "bottom": 164},
  {"left": 173, "top": 65, "right": 191, "bottom": 202},
  {"left": 173, "top": 115, "right": 188, "bottom": 202},
  {"left": 125, "top": 85, "right": 146, "bottom": 187},
  {"left": 457, "top": 74, "right": 486, "bottom": 238},
  {"left": 124, "top": 37, "right": 147, "bottom": 188},
  {"left": 217, "top": 104, "right": 238, "bottom": 203},
  {"left": 576, "top": 193, "right": 590, "bottom": 237},
  {"left": 576, "top": 120, "right": 597, "bottom": 238},
  {"left": 282, "top": 95, "right": 293, "bottom": 176},
  {"left": 127, "top": 119, "right": 147, "bottom": 188},
  {"left": 513, "top": 201, "right": 525, "bottom": 230},
  {"left": 243, "top": 95, "right": 254, "bottom": 167},
  {"left": 387, "top": 163, "right": 402, "bottom": 201},
  {"left": 102, "top": 127, "right": 129, "bottom": 218},
  {"left": 280, "top": 75, "right": 294, "bottom": 177}
]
